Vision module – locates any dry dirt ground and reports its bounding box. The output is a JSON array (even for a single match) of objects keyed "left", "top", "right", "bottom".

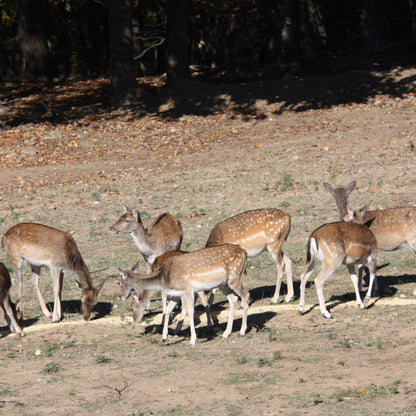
[{"left": 1, "top": 67, "right": 416, "bottom": 416}]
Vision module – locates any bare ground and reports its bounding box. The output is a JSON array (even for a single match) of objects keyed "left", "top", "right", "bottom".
[{"left": 1, "top": 67, "right": 416, "bottom": 416}]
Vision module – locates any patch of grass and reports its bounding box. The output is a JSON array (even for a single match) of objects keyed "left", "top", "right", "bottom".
[
  {"left": 95, "top": 355, "right": 110, "bottom": 364},
  {"left": 274, "top": 173, "right": 293, "bottom": 191},
  {"left": 236, "top": 355, "right": 247, "bottom": 364},
  {"left": 337, "top": 360, "right": 345, "bottom": 366},
  {"left": 42, "top": 362, "right": 62, "bottom": 373},
  {"left": 330, "top": 380, "right": 401, "bottom": 402}
]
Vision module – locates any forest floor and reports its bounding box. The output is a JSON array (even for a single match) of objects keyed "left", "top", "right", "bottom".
[{"left": 1, "top": 66, "right": 416, "bottom": 416}]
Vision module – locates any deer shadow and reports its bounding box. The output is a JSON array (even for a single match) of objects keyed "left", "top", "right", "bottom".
[
  {"left": 0, "top": 316, "right": 39, "bottom": 336},
  {"left": 47, "top": 299, "right": 113, "bottom": 321}
]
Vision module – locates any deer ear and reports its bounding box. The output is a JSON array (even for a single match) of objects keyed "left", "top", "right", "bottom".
[
  {"left": 132, "top": 209, "right": 140, "bottom": 222},
  {"left": 123, "top": 204, "right": 130, "bottom": 213},
  {"left": 75, "top": 280, "right": 83, "bottom": 291},
  {"left": 359, "top": 203, "right": 370, "bottom": 217},
  {"left": 345, "top": 180, "right": 357, "bottom": 195},
  {"left": 117, "top": 266, "right": 127, "bottom": 280},
  {"left": 95, "top": 279, "right": 106, "bottom": 295},
  {"left": 132, "top": 260, "right": 140, "bottom": 273},
  {"left": 323, "top": 182, "right": 334, "bottom": 194}
]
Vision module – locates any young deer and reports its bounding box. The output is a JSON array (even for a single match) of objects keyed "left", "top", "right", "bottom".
[
  {"left": 205, "top": 208, "right": 293, "bottom": 303},
  {"left": 109, "top": 205, "right": 183, "bottom": 272},
  {"left": 118, "top": 244, "right": 249, "bottom": 345},
  {"left": 324, "top": 181, "right": 416, "bottom": 295},
  {"left": 2, "top": 223, "right": 105, "bottom": 322},
  {"left": 0, "top": 262, "right": 24, "bottom": 336},
  {"left": 298, "top": 221, "right": 378, "bottom": 319},
  {"left": 131, "top": 250, "right": 214, "bottom": 331}
]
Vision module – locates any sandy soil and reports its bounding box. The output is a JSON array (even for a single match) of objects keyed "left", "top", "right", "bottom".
[{"left": 1, "top": 67, "right": 416, "bottom": 416}]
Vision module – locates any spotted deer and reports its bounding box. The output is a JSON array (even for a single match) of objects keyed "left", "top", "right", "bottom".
[
  {"left": 0, "top": 262, "right": 24, "bottom": 336},
  {"left": 109, "top": 205, "right": 183, "bottom": 272},
  {"left": 131, "top": 250, "right": 214, "bottom": 331},
  {"left": 205, "top": 208, "right": 293, "bottom": 304},
  {"left": 324, "top": 181, "right": 416, "bottom": 295},
  {"left": 298, "top": 220, "right": 378, "bottom": 319},
  {"left": 118, "top": 244, "right": 249, "bottom": 345},
  {"left": 2, "top": 223, "right": 105, "bottom": 322}
]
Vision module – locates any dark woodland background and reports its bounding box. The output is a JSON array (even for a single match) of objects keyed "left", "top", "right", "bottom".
[{"left": 1, "top": 0, "right": 416, "bottom": 106}]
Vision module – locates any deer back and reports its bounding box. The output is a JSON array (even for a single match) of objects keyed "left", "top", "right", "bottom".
[
  {"left": 146, "top": 213, "right": 183, "bottom": 252},
  {"left": 206, "top": 209, "right": 290, "bottom": 256},
  {"left": 311, "top": 221, "right": 377, "bottom": 262},
  {"left": 3, "top": 223, "right": 87, "bottom": 273},
  {"left": 162, "top": 244, "right": 247, "bottom": 292}
]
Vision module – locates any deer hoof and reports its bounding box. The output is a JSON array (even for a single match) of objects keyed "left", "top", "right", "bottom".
[{"left": 363, "top": 296, "right": 371, "bottom": 308}]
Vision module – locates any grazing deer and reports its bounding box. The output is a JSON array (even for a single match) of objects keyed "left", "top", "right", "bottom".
[
  {"left": 205, "top": 208, "right": 293, "bottom": 303},
  {"left": 0, "top": 262, "right": 24, "bottom": 336},
  {"left": 118, "top": 244, "right": 249, "bottom": 345},
  {"left": 298, "top": 221, "right": 378, "bottom": 319},
  {"left": 131, "top": 250, "right": 214, "bottom": 331},
  {"left": 324, "top": 181, "right": 416, "bottom": 295},
  {"left": 109, "top": 205, "right": 183, "bottom": 272},
  {"left": 2, "top": 223, "right": 105, "bottom": 322}
]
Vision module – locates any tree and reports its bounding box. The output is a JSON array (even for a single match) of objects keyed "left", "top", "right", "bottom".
[
  {"left": 109, "top": 0, "right": 137, "bottom": 106},
  {"left": 166, "top": 0, "right": 191, "bottom": 86},
  {"left": 16, "top": 0, "right": 53, "bottom": 78}
]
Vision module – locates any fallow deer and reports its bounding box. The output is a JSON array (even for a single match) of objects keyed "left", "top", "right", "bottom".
[
  {"left": 118, "top": 244, "right": 249, "bottom": 345},
  {"left": 205, "top": 208, "right": 293, "bottom": 303},
  {"left": 131, "top": 250, "right": 214, "bottom": 331},
  {"left": 2, "top": 223, "right": 105, "bottom": 322},
  {"left": 324, "top": 181, "right": 416, "bottom": 295},
  {"left": 109, "top": 205, "right": 183, "bottom": 272},
  {"left": 298, "top": 220, "right": 378, "bottom": 319},
  {"left": 0, "top": 261, "right": 24, "bottom": 336}
]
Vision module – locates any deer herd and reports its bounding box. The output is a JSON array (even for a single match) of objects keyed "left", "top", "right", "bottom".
[{"left": 1, "top": 180, "right": 416, "bottom": 345}]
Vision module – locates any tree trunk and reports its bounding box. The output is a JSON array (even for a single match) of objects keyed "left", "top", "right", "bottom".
[
  {"left": 16, "top": 0, "right": 52, "bottom": 79},
  {"left": 166, "top": 0, "right": 191, "bottom": 87},
  {"left": 109, "top": 0, "right": 137, "bottom": 106},
  {"left": 281, "top": 0, "right": 300, "bottom": 63}
]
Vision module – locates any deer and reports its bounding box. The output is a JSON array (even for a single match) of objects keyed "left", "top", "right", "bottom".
[
  {"left": 131, "top": 250, "right": 214, "bottom": 332},
  {"left": 118, "top": 244, "right": 249, "bottom": 345},
  {"left": 109, "top": 205, "right": 183, "bottom": 273},
  {"left": 324, "top": 181, "right": 416, "bottom": 295},
  {"left": 298, "top": 219, "right": 378, "bottom": 319},
  {"left": 2, "top": 223, "right": 106, "bottom": 323},
  {"left": 0, "top": 262, "right": 24, "bottom": 336},
  {"left": 205, "top": 208, "right": 293, "bottom": 304}
]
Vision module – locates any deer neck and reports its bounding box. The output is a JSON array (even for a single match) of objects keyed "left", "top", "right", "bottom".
[
  {"left": 127, "top": 269, "right": 165, "bottom": 292},
  {"left": 74, "top": 256, "right": 94, "bottom": 290},
  {"left": 130, "top": 225, "right": 156, "bottom": 259}
]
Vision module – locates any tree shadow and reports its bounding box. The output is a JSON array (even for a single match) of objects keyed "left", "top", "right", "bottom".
[{"left": 1, "top": 65, "right": 416, "bottom": 126}]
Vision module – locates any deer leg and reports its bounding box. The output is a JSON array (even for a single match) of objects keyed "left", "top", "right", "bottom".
[
  {"left": 51, "top": 268, "right": 63, "bottom": 322},
  {"left": 162, "top": 298, "right": 178, "bottom": 342},
  {"left": 181, "top": 292, "right": 196, "bottom": 345},
  {"left": 347, "top": 265, "right": 365, "bottom": 308},
  {"left": 364, "top": 258, "right": 378, "bottom": 307},
  {"left": 314, "top": 266, "right": 335, "bottom": 319},
  {"left": 1, "top": 294, "right": 24, "bottom": 336},
  {"left": 196, "top": 290, "right": 213, "bottom": 328},
  {"left": 268, "top": 243, "right": 291, "bottom": 304},
  {"left": 173, "top": 296, "right": 187, "bottom": 335},
  {"left": 30, "top": 265, "right": 52, "bottom": 319},
  {"left": 298, "top": 262, "right": 317, "bottom": 315},
  {"left": 15, "top": 259, "right": 25, "bottom": 320},
  {"left": 222, "top": 290, "right": 238, "bottom": 339},
  {"left": 227, "top": 278, "right": 250, "bottom": 337}
]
